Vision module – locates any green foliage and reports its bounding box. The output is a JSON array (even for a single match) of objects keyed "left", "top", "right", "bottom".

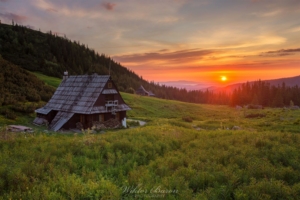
[
  {"left": 32, "top": 72, "right": 61, "bottom": 88},
  {"left": 11, "top": 102, "right": 44, "bottom": 114},
  {"left": 182, "top": 116, "right": 193, "bottom": 122},
  {"left": 0, "top": 93, "right": 300, "bottom": 198},
  {"left": 231, "top": 81, "right": 300, "bottom": 107},
  {"left": 245, "top": 113, "right": 266, "bottom": 118},
  {"left": 125, "top": 87, "right": 135, "bottom": 94},
  {"left": 0, "top": 109, "right": 17, "bottom": 120},
  {"left": 0, "top": 57, "right": 55, "bottom": 103},
  {"left": 0, "top": 56, "right": 55, "bottom": 119}
]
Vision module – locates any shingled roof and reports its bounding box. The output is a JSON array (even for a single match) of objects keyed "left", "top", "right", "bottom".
[
  {"left": 36, "top": 74, "right": 130, "bottom": 114},
  {"left": 136, "top": 85, "right": 148, "bottom": 94},
  {"left": 136, "top": 85, "right": 155, "bottom": 96}
]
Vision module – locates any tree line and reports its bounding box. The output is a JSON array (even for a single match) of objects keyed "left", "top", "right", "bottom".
[{"left": 230, "top": 81, "right": 300, "bottom": 107}]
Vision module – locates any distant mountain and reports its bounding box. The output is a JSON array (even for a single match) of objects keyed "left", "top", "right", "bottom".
[
  {"left": 204, "top": 75, "right": 300, "bottom": 93},
  {"left": 266, "top": 75, "right": 300, "bottom": 87},
  {"left": 159, "top": 80, "right": 211, "bottom": 90}
]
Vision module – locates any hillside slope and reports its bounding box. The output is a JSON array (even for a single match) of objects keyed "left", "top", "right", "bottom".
[
  {"left": 0, "top": 55, "right": 55, "bottom": 106},
  {"left": 0, "top": 23, "right": 164, "bottom": 97}
]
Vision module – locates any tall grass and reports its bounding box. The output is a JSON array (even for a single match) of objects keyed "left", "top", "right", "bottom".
[
  {"left": 1, "top": 74, "right": 300, "bottom": 198},
  {"left": 1, "top": 124, "right": 300, "bottom": 199}
]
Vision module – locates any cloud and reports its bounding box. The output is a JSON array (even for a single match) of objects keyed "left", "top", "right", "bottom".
[
  {"left": 0, "top": 12, "right": 27, "bottom": 23},
  {"left": 102, "top": 2, "right": 116, "bottom": 11},
  {"left": 265, "top": 48, "right": 300, "bottom": 53},
  {"left": 46, "top": 8, "right": 58, "bottom": 13},
  {"left": 289, "top": 26, "right": 300, "bottom": 33},
  {"left": 262, "top": 10, "right": 282, "bottom": 17},
  {"left": 259, "top": 48, "right": 300, "bottom": 57},
  {"left": 0, "top": 0, "right": 9, "bottom": 2},
  {"left": 260, "top": 53, "right": 293, "bottom": 57},
  {"left": 114, "top": 48, "right": 219, "bottom": 64}
]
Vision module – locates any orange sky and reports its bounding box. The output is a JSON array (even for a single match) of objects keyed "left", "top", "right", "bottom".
[{"left": 1, "top": 0, "right": 299, "bottom": 87}]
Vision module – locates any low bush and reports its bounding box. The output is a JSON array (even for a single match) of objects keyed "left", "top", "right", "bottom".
[
  {"left": 5, "top": 110, "right": 17, "bottom": 120},
  {"left": 245, "top": 113, "right": 266, "bottom": 118},
  {"left": 11, "top": 102, "right": 37, "bottom": 114},
  {"left": 182, "top": 116, "right": 193, "bottom": 122}
]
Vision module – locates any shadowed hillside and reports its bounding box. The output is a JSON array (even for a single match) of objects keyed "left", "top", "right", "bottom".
[{"left": 0, "top": 56, "right": 55, "bottom": 103}]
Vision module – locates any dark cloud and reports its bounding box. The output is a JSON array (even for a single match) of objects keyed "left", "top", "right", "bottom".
[
  {"left": 114, "top": 49, "right": 218, "bottom": 63},
  {"left": 0, "top": 12, "right": 27, "bottom": 23},
  {"left": 260, "top": 53, "right": 292, "bottom": 57},
  {"left": 47, "top": 8, "right": 58, "bottom": 13},
  {"left": 102, "top": 2, "right": 116, "bottom": 11},
  {"left": 260, "top": 48, "right": 300, "bottom": 57},
  {"left": 158, "top": 49, "right": 169, "bottom": 52},
  {"left": 0, "top": 0, "right": 9, "bottom": 2},
  {"left": 265, "top": 48, "right": 300, "bottom": 53}
]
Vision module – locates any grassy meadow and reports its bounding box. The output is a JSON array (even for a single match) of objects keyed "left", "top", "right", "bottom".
[
  {"left": 31, "top": 72, "right": 62, "bottom": 88},
  {"left": 1, "top": 74, "right": 300, "bottom": 199}
]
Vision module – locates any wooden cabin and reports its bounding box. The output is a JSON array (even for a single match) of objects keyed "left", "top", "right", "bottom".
[
  {"left": 136, "top": 85, "right": 155, "bottom": 96},
  {"left": 33, "top": 73, "right": 131, "bottom": 131}
]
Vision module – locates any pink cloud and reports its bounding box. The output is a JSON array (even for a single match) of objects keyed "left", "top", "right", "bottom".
[
  {"left": 0, "top": 12, "right": 27, "bottom": 23},
  {"left": 47, "top": 8, "right": 58, "bottom": 13},
  {"left": 102, "top": 2, "right": 116, "bottom": 11}
]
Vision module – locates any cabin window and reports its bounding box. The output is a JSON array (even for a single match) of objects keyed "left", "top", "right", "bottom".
[
  {"left": 99, "top": 114, "right": 104, "bottom": 122},
  {"left": 108, "top": 82, "right": 112, "bottom": 88}
]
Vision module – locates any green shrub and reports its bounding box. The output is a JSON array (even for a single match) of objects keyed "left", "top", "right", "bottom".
[
  {"left": 182, "top": 116, "right": 193, "bottom": 122},
  {"left": 245, "top": 113, "right": 266, "bottom": 118},
  {"left": 125, "top": 87, "right": 135, "bottom": 94}
]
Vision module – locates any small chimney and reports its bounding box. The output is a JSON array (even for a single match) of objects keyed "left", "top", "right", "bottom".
[{"left": 63, "top": 71, "right": 68, "bottom": 81}]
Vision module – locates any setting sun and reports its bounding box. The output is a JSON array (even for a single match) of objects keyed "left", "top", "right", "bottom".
[{"left": 221, "top": 76, "right": 227, "bottom": 81}]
